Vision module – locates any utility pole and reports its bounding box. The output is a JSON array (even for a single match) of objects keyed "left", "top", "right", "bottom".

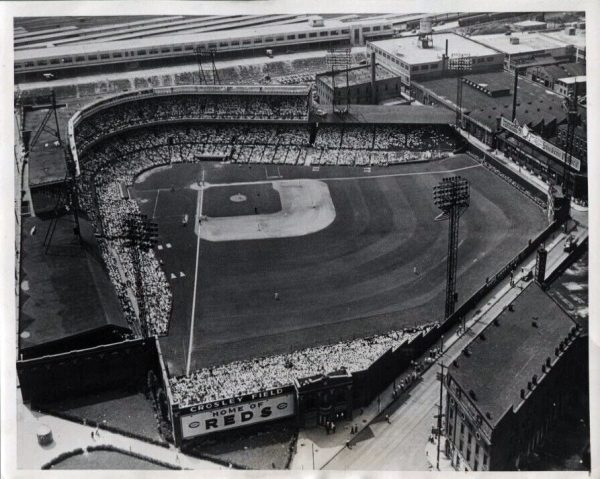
[
  {"left": 436, "top": 362, "right": 447, "bottom": 471},
  {"left": 434, "top": 176, "right": 470, "bottom": 318}
]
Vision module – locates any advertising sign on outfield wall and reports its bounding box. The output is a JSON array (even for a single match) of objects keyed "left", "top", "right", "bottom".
[
  {"left": 179, "top": 387, "right": 296, "bottom": 439},
  {"left": 500, "top": 117, "right": 581, "bottom": 172}
]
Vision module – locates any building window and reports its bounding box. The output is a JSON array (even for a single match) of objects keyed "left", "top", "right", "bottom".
[
  {"left": 299, "top": 33, "right": 306, "bottom": 39},
  {"left": 254, "top": 38, "right": 263, "bottom": 44},
  {"left": 243, "top": 40, "right": 251, "bottom": 45},
  {"left": 468, "top": 433, "right": 472, "bottom": 444},
  {"left": 467, "top": 449, "right": 471, "bottom": 461},
  {"left": 88, "top": 55, "right": 97, "bottom": 60},
  {"left": 112, "top": 52, "right": 122, "bottom": 58},
  {"left": 231, "top": 41, "right": 240, "bottom": 46},
  {"left": 50, "top": 59, "right": 60, "bottom": 64},
  {"left": 374, "top": 26, "right": 381, "bottom": 31},
  {"left": 459, "top": 439, "right": 464, "bottom": 452},
  {"left": 219, "top": 42, "right": 228, "bottom": 47},
  {"left": 76, "top": 56, "right": 85, "bottom": 62},
  {"left": 185, "top": 45, "right": 194, "bottom": 51},
  {"left": 319, "top": 31, "right": 327, "bottom": 37},
  {"left": 161, "top": 48, "right": 171, "bottom": 53},
  {"left": 265, "top": 38, "right": 273, "bottom": 42},
  {"left": 100, "top": 54, "right": 110, "bottom": 59},
  {"left": 309, "top": 32, "right": 317, "bottom": 38},
  {"left": 276, "top": 36, "right": 284, "bottom": 41},
  {"left": 342, "top": 29, "right": 349, "bottom": 34},
  {"left": 460, "top": 423, "right": 465, "bottom": 435},
  {"left": 384, "top": 25, "right": 391, "bottom": 30},
  {"left": 208, "top": 43, "right": 217, "bottom": 49},
  {"left": 149, "top": 49, "right": 159, "bottom": 54},
  {"left": 487, "top": 56, "right": 494, "bottom": 62},
  {"left": 287, "top": 35, "right": 296, "bottom": 40},
  {"left": 474, "top": 460, "right": 479, "bottom": 471},
  {"left": 174, "top": 47, "right": 182, "bottom": 52},
  {"left": 363, "top": 27, "right": 371, "bottom": 32},
  {"left": 331, "top": 30, "right": 339, "bottom": 35},
  {"left": 483, "top": 454, "right": 488, "bottom": 465},
  {"left": 413, "top": 65, "right": 419, "bottom": 71},
  {"left": 137, "top": 50, "right": 147, "bottom": 56},
  {"left": 475, "top": 444, "right": 480, "bottom": 455},
  {"left": 422, "top": 64, "right": 429, "bottom": 70},
  {"left": 431, "top": 64, "right": 438, "bottom": 69}
]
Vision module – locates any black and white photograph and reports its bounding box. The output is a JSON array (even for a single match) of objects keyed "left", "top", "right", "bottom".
[{"left": 1, "top": 1, "right": 597, "bottom": 476}]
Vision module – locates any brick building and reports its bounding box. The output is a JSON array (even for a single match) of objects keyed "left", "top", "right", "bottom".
[{"left": 443, "top": 284, "right": 584, "bottom": 470}]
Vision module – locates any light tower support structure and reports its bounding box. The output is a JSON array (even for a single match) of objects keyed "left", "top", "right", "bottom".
[
  {"left": 326, "top": 47, "right": 352, "bottom": 114},
  {"left": 447, "top": 54, "right": 472, "bottom": 128},
  {"left": 434, "top": 176, "right": 470, "bottom": 318}
]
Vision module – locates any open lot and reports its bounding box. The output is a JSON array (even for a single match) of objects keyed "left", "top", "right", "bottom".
[{"left": 132, "top": 155, "right": 547, "bottom": 376}]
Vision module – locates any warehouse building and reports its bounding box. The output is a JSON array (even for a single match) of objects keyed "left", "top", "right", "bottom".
[
  {"left": 366, "top": 32, "right": 504, "bottom": 91},
  {"left": 411, "top": 70, "right": 587, "bottom": 201},
  {"left": 314, "top": 63, "right": 402, "bottom": 105}
]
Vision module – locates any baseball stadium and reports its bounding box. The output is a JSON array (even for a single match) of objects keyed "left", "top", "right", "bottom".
[{"left": 18, "top": 83, "right": 551, "bottom": 447}]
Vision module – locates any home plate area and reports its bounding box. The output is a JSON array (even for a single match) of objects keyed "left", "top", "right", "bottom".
[{"left": 199, "top": 179, "right": 336, "bottom": 242}]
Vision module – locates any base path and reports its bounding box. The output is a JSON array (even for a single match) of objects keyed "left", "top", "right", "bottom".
[{"left": 199, "top": 179, "right": 336, "bottom": 242}]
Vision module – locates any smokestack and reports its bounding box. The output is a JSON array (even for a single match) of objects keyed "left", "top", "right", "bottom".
[
  {"left": 445, "top": 39, "right": 448, "bottom": 57},
  {"left": 512, "top": 68, "right": 519, "bottom": 122},
  {"left": 370, "top": 51, "right": 377, "bottom": 104}
]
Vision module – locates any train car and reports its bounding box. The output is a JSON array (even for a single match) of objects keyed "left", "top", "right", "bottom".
[{"left": 14, "top": 17, "right": 399, "bottom": 76}]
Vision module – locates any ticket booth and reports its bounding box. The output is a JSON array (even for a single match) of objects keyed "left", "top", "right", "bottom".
[{"left": 295, "top": 370, "right": 353, "bottom": 428}]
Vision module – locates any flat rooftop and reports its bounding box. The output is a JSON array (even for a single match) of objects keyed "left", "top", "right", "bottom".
[
  {"left": 513, "top": 20, "right": 547, "bottom": 28},
  {"left": 542, "top": 29, "right": 586, "bottom": 50},
  {"left": 414, "top": 70, "right": 568, "bottom": 130},
  {"left": 369, "top": 33, "right": 499, "bottom": 65},
  {"left": 313, "top": 104, "right": 455, "bottom": 125},
  {"left": 320, "top": 64, "right": 395, "bottom": 88},
  {"left": 472, "top": 31, "right": 579, "bottom": 55},
  {"left": 449, "top": 283, "right": 577, "bottom": 427}
]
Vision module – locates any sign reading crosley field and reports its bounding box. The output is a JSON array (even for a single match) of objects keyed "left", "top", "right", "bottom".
[{"left": 179, "top": 386, "right": 295, "bottom": 438}]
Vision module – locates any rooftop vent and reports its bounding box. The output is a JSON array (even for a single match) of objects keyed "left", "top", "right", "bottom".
[
  {"left": 486, "top": 412, "right": 492, "bottom": 420},
  {"left": 527, "top": 381, "right": 532, "bottom": 390},
  {"left": 479, "top": 333, "right": 486, "bottom": 341},
  {"left": 469, "top": 390, "right": 477, "bottom": 401},
  {"left": 453, "top": 360, "right": 459, "bottom": 367},
  {"left": 532, "top": 321, "right": 538, "bottom": 328},
  {"left": 510, "top": 37, "right": 520, "bottom": 45},
  {"left": 546, "top": 357, "right": 551, "bottom": 367},
  {"left": 532, "top": 374, "right": 538, "bottom": 385},
  {"left": 520, "top": 389, "right": 525, "bottom": 399},
  {"left": 463, "top": 348, "right": 471, "bottom": 357},
  {"left": 493, "top": 318, "right": 500, "bottom": 326}
]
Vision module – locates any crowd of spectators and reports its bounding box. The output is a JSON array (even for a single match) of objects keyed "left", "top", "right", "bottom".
[
  {"left": 78, "top": 138, "right": 175, "bottom": 336},
  {"left": 169, "top": 322, "right": 436, "bottom": 407},
  {"left": 75, "top": 94, "right": 309, "bottom": 151}
]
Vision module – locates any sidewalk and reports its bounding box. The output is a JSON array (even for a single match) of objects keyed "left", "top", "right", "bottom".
[
  {"left": 17, "top": 394, "right": 223, "bottom": 470},
  {"left": 292, "top": 226, "right": 573, "bottom": 470}
]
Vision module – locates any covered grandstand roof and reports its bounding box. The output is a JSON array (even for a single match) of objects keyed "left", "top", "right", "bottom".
[{"left": 313, "top": 104, "right": 455, "bottom": 125}]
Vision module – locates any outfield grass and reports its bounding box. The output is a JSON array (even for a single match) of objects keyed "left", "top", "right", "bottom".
[{"left": 133, "top": 155, "right": 547, "bottom": 374}]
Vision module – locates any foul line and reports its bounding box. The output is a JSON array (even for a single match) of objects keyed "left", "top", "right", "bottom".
[
  {"left": 201, "top": 164, "right": 483, "bottom": 189},
  {"left": 151, "top": 189, "right": 160, "bottom": 219},
  {"left": 186, "top": 171, "right": 204, "bottom": 376}
]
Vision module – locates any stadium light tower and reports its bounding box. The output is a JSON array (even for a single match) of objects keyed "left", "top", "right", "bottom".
[
  {"left": 195, "top": 47, "right": 221, "bottom": 85},
  {"left": 434, "top": 176, "right": 470, "bottom": 319},
  {"left": 326, "top": 46, "right": 352, "bottom": 114},
  {"left": 125, "top": 213, "right": 159, "bottom": 338},
  {"left": 447, "top": 54, "right": 472, "bottom": 128}
]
